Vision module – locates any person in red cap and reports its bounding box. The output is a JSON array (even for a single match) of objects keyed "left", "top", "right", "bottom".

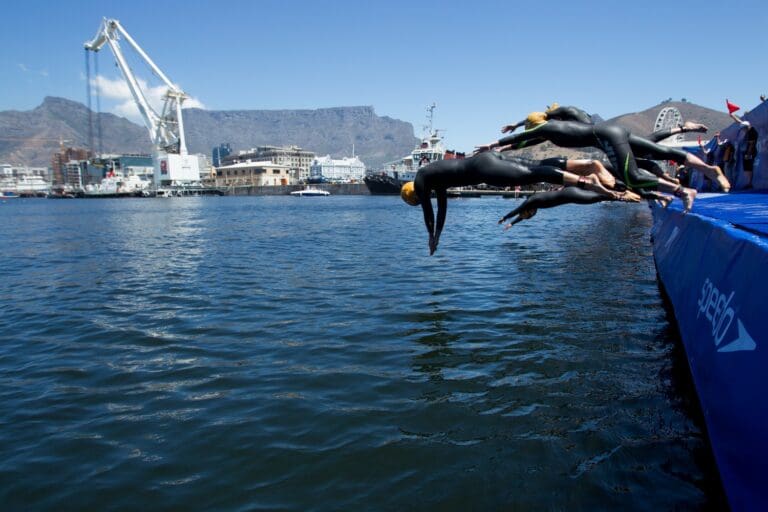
[{"left": 728, "top": 106, "right": 759, "bottom": 189}]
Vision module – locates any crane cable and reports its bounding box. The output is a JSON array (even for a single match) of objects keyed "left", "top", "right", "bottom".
[
  {"left": 94, "top": 51, "right": 103, "bottom": 156},
  {"left": 85, "top": 49, "right": 94, "bottom": 158}
]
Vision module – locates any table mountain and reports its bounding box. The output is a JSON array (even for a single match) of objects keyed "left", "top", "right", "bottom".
[
  {"left": 0, "top": 98, "right": 735, "bottom": 168},
  {"left": 0, "top": 97, "right": 418, "bottom": 169}
]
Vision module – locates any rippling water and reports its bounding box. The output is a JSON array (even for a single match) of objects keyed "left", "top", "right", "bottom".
[{"left": 0, "top": 196, "right": 723, "bottom": 510}]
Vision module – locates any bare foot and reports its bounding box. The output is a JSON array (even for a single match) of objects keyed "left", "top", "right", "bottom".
[
  {"left": 617, "top": 190, "right": 642, "bottom": 203},
  {"left": 683, "top": 121, "right": 708, "bottom": 133},
  {"left": 582, "top": 174, "right": 618, "bottom": 199},
  {"left": 595, "top": 167, "right": 616, "bottom": 189},
  {"left": 679, "top": 187, "right": 697, "bottom": 213},
  {"left": 650, "top": 193, "right": 673, "bottom": 208}
]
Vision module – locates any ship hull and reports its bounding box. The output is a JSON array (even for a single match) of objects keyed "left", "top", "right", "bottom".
[{"left": 363, "top": 174, "right": 403, "bottom": 195}]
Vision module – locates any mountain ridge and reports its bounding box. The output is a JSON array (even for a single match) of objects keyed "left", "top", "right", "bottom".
[{"left": 0, "top": 97, "right": 735, "bottom": 168}]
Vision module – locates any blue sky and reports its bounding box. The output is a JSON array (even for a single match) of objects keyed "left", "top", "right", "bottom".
[{"left": 2, "top": 0, "right": 766, "bottom": 154}]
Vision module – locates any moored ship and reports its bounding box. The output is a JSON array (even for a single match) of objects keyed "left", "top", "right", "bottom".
[{"left": 364, "top": 104, "right": 463, "bottom": 195}]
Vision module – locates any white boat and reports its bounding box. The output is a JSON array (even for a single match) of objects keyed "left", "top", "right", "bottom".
[
  {"left": 84, "top": 174, "right": 151, "bottom": 197},
  {"left": 291, "top": 186, "right": 330, "bottom": 197}
]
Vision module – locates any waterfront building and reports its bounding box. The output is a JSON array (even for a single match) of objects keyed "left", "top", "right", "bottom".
[
  {"left": 223, "top": 145, "right": 315, "bottom": 183},
  {"left": 309, "top": 155, "right": 365, "bottom": 183},
  {"left": 51, "top": 147, "right": 90, "bottom": 186},
  {"left": 63, "top": 160, "right": 87, "bottom": 190},
  {"left": 197, "top": 154, "right": 214, "bottom": 182},
  {"left": 215, "top": 160, "right": 292, "bottom": 187},
  {"left": 212, "top": 143, "right": 232, "bottom": 167}
]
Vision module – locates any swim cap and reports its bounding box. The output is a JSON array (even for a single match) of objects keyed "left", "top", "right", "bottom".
[
  {"left": 401, "top": 181, "right": 420, "bottom": 206},
  {"left": 546, "top": 102, "right": 559, "bottom": 112},
  {"left": 525, "top": 112, "right": 547, "bottom": 130}
]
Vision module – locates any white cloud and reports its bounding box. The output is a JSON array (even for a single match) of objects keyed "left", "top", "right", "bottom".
[
  {"left": 91, "top": 74, "right": 205, "bottom": 124},
  {"left": 19, "top": 63, "right": 49, "bottom": 77}
]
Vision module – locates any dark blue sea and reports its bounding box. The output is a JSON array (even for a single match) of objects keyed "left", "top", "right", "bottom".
[{"left": 0, "top": 195, "right": 724, "bottom": 511}]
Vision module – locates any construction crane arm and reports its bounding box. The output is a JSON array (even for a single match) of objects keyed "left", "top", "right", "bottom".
[{"left": 84, "top": 18, "right": 188, "bottom": 155}]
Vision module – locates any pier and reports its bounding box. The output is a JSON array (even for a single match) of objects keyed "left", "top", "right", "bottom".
[{"left": 651, "top": 193, "right": 768, "bottom": 510}]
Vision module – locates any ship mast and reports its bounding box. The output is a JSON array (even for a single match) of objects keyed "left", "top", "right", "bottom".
[{"left": 425, "top": 103, "right": 436, "bottom": 136}]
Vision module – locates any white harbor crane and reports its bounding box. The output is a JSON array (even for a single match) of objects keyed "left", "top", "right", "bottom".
[{"left": 84, "top": 18, "right": 199, "bottom": 187}]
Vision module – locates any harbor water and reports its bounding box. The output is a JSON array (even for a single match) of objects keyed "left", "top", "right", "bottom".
[{"left": 0, "top": 196, "right": 724, "bottom": 510}]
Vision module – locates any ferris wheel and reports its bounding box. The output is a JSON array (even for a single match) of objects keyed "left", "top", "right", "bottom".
[{"left": 653, "top": 107, "right": 683, "bottom": 144}]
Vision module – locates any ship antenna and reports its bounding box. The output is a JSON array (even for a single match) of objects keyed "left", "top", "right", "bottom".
[{"left": 425, "top": 103, "right": 436, "bottom": 135}]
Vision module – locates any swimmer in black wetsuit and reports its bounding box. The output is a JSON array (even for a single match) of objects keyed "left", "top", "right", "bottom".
[
  {"left": 502, "top": 103, "right": 708, "bottom": 142},
  {"left": 475, "top": 114, "right": 704, "bottom": 210},
  {"left": 497, "top": 187, "right": 658, "bottom": 230},
  {"left": 488, "top": 105, "right": 729, "bottom": 193},
  {"left": 399, "top": 151, "right": 622, "bottom": 255}
]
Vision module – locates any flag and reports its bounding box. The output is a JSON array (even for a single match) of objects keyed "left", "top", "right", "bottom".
[{"left": 726, "top": 99, "right": 740, "bottom": 114}]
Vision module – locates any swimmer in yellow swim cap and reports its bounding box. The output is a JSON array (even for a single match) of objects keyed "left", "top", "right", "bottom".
[
  {"left": 524, "top": 112, "right": 548, "bottom": 130},
  {"left": 400, "top": 181, "right": 419, "bottom": 206}
]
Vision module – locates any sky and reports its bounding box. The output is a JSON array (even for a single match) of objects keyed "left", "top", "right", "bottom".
[{"left": 2, "top": 0, "right": 767, "bottom": 155}]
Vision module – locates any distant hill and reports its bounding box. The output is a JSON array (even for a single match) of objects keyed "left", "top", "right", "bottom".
[
  {"left": 0, "top": 97, "right": 419, "bottom": 169},
  {"left": 0, "top": 98, "right": 736, "bottom": 168},
  {"left": 0, "top": 97, "right": 147, "bottom": 167}
]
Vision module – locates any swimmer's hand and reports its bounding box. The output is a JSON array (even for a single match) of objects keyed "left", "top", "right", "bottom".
[
  {"left": 500, "top": 208, "right": 537, "bottom": 230},
  {"left": 429, "top": 235, "right": 438, "bottom": 255},
  {"left": 501, "top": 122, "right": 523, "bottom": 134},
  {"left": 473, "top": 142, "right": 498, "bottom": 155}
]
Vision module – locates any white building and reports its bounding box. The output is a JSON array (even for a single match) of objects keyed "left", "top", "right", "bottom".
[
  {"left": 215, "top": 160, "right": 292, "bottom": 186},
  {"left": 225, "top": 146, "right": 315, "bottom": 183},
  {"left": 309, "top": 155, "right": 366, "bottom": 183}
]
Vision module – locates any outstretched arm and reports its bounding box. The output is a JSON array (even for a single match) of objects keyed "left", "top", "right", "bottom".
[
  {"left": 499, "top": 187, "right": 640, "bottom": 228},
  {"left": 499, "top": 188, "right": 610, "bottom": 228},
  {"left": 475, "top": 127, "right": 549, "bottom": 154},
  {"left": 729, "top": 112, "right": 750, "bottom": 128},
  {"left": 501, "top": 119, "right": 525, "bottom": 133},
  {"left": 415, "top": 178, "right": 436, "bottom": 254},
  {"left": 432, "top": 190, "right": 448, "bottom": 255}
]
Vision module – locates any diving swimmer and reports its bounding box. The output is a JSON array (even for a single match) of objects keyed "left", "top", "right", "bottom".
[
  {"left": 497, "top": 187, "right": 651, "bottom": 230},
  {"left": 400, "top": 151, "right": 625, "bottom": 255},
  {"left": 486, "top": 104, "right": 729, "bottom": 194},
  {"left": 474, "top": 113, "right": 701, "bottom": 211}
]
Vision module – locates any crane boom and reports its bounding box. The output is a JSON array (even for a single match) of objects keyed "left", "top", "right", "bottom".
[{"left": 84, "top": 18, "right": 199, "bottom": 187}]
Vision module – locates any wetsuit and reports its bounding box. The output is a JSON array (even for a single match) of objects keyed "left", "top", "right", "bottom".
[
  {"left": 498, "top": 120, "right": 660, "bottom": 190},
  {"left": 645, "top": 126, "right": 683, "bottom": 143},
  {"left": 545, "top": 105, "right": 683, "bottom": 143},
  {"left": 544, "top": 105, "right": 593, "bottom": 125},
  {"left": 499, "top": 188, "right": 609, "bottom": 226},
  {"left": 414, "top": 152, "right": 567, "bottom": 254},
  {"left": 625, "top": 134, "right": 691, "bottom": 166}
]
